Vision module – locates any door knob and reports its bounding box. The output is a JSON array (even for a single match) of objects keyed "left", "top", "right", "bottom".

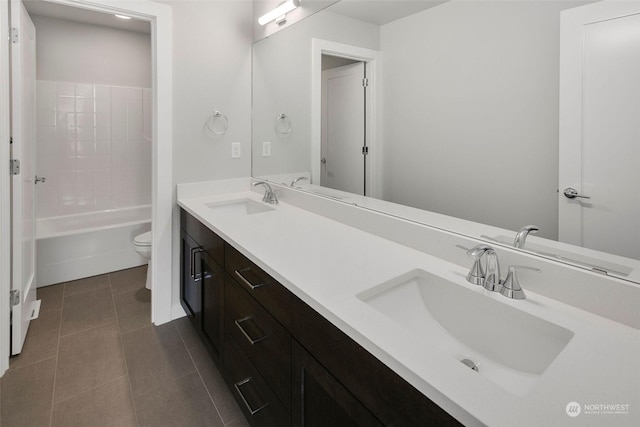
[
  {"left": 321, "top": 157, "right": 326, "bottom": 164},
  {"left": 563, "top": 187, "right": 590, "bottom": 200}
]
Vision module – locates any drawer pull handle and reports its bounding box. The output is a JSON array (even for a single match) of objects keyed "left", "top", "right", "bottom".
[
  {"left": 190, "top": 247, "right": 204, "bottom": 282},
  {"left": 234, "top": 377, "right": 269, "bottom": 415},
  {"left": 234, "top": 268, "right": 268, "bottom": 290},
  {"left": 235, "top": 316, "right": 269, "bottom": 345}
]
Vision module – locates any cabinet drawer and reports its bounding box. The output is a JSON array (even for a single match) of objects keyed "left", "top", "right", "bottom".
[
  {"left": 224, "top": 336, "right": 290, "bottom": 427},
  {"left": 181, "top": 209, "right": 224, "bottom": 265},
  {"left": 225, "top": 274, "right": 291, "bottom": 411},
  {"left": 225, "top": 244, "right": 291, "bottom": 330}
]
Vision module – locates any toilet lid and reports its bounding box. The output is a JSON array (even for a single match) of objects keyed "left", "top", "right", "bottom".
[{"left": 134, "top": 231, "right": 152, "bottom": 246}]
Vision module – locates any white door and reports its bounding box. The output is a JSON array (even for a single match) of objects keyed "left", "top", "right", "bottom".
[
  {"left": 10, "top": 0, "right": 37, "bottom": 355},
  {"left": 321, "top": 62, "right": 366, "bottom": 195},
  {"left": 559, "top": 2, "right": 640, "bottom": 260}
]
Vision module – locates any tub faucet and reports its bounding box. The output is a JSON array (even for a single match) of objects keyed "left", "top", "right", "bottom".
[
  {"left": 290, "top": 176, "right": 308, "bottom": 187},
  {"left": 513, "top": 225, "right": 539, "bottom": 249},
  {"left": 466, "top": 244, "right": 502, "bottom": 292},
  {"left": 253, "top": 181, "right": 279, "bottom": 204}
]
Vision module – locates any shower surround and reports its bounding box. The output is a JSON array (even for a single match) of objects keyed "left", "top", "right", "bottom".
[{"left": 35, "top": 80, "right": 152, "bottom": 286}]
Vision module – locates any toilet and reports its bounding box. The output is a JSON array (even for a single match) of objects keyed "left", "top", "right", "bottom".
[{"left": 133, "top": 231, "right": 152, "bottom": 290}]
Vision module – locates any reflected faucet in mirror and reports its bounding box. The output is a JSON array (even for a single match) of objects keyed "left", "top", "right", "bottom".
[
  {"left": 514, "top": 225, "right": 539, "bottom": 249},
  {"left": 291, "top": 176, "right": 308, "bottom": 187}
]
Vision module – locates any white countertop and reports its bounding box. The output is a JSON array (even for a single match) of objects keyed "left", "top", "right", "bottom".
[{"left": 178, "top": 189, "right": 640, "bottom": 427}]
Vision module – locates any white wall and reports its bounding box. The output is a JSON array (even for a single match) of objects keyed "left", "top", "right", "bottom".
[
  {"left": 380, "top": 1, "right": 588, "bottom": 240},
  {"left": 32, "top": 15, "right": 151, "bottom": 87},
  {"left": 158, "top": 0, "right": 253, "bottom": 313},
  {"left": 252, "top": 9, "right": 379, "bottom": 178}
]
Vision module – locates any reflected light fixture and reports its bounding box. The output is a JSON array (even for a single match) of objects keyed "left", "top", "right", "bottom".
[
  {"left": 258, "top": 0, "right": 300, "bottom": 26},
  {"left": 115, "top": 14, "right": 132, "bottom": 20}
]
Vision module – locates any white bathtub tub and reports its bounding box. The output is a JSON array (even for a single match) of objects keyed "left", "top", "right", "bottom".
[{"left": 36, "top": 206, "right": 151, "bottom": 287}]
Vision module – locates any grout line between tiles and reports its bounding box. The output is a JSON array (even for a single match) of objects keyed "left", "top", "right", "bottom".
[
  {"left": 50, "top": 374, "right": 129, "bottom": 407},
  {"left": 48, "top": 284, "right": 64, "bottom": 427},
  {"left": 183, "top": 335, "right": 226, "bottom": 424},
  {"left": 109, "top": 272, "right": 141, "bottom": 427}
]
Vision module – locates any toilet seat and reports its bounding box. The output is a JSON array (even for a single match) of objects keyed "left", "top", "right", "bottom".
[{"left": 134, "top": 231, "right": 152, "bottom": 247}]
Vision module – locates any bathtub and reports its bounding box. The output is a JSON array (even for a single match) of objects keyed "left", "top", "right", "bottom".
[{"left": 36, "top": 205, "right": 151, "bottom": 287}]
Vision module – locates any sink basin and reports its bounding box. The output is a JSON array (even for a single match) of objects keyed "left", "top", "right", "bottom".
[
  {"left": 205, "top": 198, "right": 275, "bottom": 215},
  {"left": 358, "top": 269, "right": 574, "bottom": 395}
]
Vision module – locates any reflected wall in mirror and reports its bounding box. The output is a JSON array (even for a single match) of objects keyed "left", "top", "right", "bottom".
[{"left": 252, "top": 0, "right": 640, "bottom": 283}]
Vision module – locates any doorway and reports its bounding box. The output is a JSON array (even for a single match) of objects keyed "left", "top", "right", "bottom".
[
  {"left": 311, "top": 38, "right": 381, "bottom": 199},
  {"left": 321, "top": 57, "right": 366, "bottom": 195},
  {"left": 0, "top": 0, "right": 173, "bottom": 375}
]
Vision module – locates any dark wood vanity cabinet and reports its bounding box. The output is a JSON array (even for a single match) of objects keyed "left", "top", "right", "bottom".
[
  {"left": 180, "top": 212, "right": 224, "bottom": 360},
  {"left": 180, "top": 209, "right": 461, "bottom": 427}
]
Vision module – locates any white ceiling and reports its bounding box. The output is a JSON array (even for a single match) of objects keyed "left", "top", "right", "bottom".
[
  {"left": 23, "top": 0, "right": 150, "bottom": 34},
  {"left": 328, "top": 0, "right": 448, "bottom": 25}
]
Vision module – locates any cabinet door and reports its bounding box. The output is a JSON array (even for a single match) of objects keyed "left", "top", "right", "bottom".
[
  {"left": 180, "top": 231, "right": 203, "bottom": 324},
  {"left": 292, "top": 340, "right": 383, "bottom": 427},
  {"left": 201, "top": 251, "right": 224, "bottom": 358}
]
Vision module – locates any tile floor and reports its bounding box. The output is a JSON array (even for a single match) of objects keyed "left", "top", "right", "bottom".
[{"left": 0, "top": 266, "right": 248, "bottom": 427}]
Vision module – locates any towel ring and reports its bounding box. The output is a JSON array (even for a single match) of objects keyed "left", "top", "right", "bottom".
[
  {"left": 206, "top": 111, "right": 229, "bottom": 135},
  {"left": 274, "top": 113, "right": 292, "bottom": 136}
]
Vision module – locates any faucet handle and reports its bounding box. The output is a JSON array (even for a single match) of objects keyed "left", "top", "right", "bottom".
[
  {"left": 499, "top": 265, "right": 541, "bottom": 300},
  {"left": 465, "top": 244, "right": 493, "bottom": 286}
]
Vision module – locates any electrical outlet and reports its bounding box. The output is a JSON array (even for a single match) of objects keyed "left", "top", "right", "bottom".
[
  {"left": 262, "top": 141, "right": 271, "bottom": 157},
  {"left": 231, "top": 142, "right": 241, "bottom": 159}
]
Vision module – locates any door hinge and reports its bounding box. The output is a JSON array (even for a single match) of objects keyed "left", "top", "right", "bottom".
[
  {"left": 362, "top": 77, "right": 369, "bottom": 87},
  {"left": 10, "top": 159, "right": 20, "bottom": 175},
  {"left": 362, "top": 146, "right": 369, "bottom": 156},
  {"left": 11, "top": 27, "right": 18, "bottom": 44},
  {"left": 10, "top": 290, "right": 20, "bottom": 307}
]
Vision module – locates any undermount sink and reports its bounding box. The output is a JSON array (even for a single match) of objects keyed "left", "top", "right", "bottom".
[
  {"left": 205, "top": 198, "right": 275, "bottom": 215},
  {"left": 358, "top": 269, "right": 574, "bottom": 395}
]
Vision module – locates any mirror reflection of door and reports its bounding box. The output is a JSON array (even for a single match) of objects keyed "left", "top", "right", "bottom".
[
  {"left": 321, "top": 56, "right": 366, "bottom": 195},
  {"left": 559, "top": 2, "right": 640, "bottom": 260}
]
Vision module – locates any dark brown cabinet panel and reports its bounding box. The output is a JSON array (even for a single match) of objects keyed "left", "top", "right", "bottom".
[
  {"left": 291, "top": 296, "right": 462, "bottom": 427},
  {"left": 224, "top": 335, "right": 291, "bottom": 427},
  {"left": 201, "top": 251, "right": 224, "bottom": 358},
  {"left": 292, "top": 340, "right": 383, "bottom": 427}
]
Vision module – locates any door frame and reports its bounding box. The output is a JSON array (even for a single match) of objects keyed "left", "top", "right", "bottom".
[
  {"left": 0, "top": 0, "right": 173, "bottom": 376},
  {"left": 311, "top": 39, "right": 381, "bottom": 198}
]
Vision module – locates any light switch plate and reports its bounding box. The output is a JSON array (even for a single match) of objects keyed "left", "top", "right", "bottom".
[
  {"left": 231, "top": 142, "right": 241, "bottom": 159},
  {"left": 263, "top": 141, "right": 272, "bottom": 157}
]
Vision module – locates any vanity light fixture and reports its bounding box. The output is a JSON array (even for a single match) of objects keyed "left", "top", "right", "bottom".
[
  {"left": 114, "top": 14, "right": 132, "bottom": 20},
  {"left": 258, "top": 0, "right": 300, "bottom": 26}
]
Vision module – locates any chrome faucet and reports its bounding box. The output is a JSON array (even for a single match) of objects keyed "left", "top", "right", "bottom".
[
  {"left": 466, "top": 244, "right": 501, "bottom": 291},
  {"left": 513, "top": 225, "right": 539, "bottom": 249},
  {"left": 253, "top": 181, "right": 279, "bottom": 204},
  {"left": 290, "top": 176, "right": 308, "bottom": 187}
]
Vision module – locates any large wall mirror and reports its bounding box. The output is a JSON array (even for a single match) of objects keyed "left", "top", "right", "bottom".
[{"left": 252, "top": 0, "right": 640, "bottom": 284}]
